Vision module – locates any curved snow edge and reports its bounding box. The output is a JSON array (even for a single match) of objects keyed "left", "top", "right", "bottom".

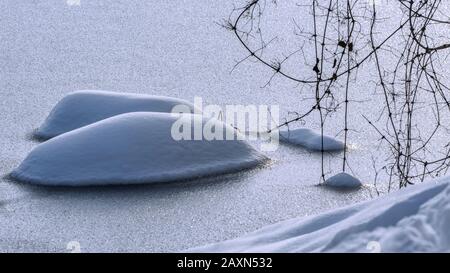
[
  {"left": 13, "top": 112, "right": 269, "bottom": 187},
  {"left": 188, "top": 178, "right": 450, "bottom": 253},
  {"left": 10, "top": 158, "right": 268, "bottom": 187},
  {"left": 279, "top": 129, "right": 345, "bottom": 152},
  {"left": 35, "top": 90, "right": 200, "bottom": 139}
]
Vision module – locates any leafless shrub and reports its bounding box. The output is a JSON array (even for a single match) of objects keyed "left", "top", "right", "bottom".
[{"left": 224, "top": 0, "right": 450, "bottom": 190}]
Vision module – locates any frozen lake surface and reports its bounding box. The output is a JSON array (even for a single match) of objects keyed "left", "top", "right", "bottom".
[{"left": 0, "top": 0, "right": 424, "bottom": 252}]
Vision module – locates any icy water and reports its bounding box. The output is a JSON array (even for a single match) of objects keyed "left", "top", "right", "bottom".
[{"left": 1, "top": 0, "right": 442, "bottom": 252}]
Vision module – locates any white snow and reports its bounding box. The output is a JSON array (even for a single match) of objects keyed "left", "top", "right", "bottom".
[
  {"left": 279, "top": 128, "right": 344, "bottom": 151},
  {"left": 190, "top": 177, "right": 450, "bottom": 252},
  {"left": 12, "top": 112, "right": 267, "bottom": 186},
  {"left": 324, "top": 172, "right": 363, "bottom": 189},
  {"left": 35, "top": 90, "right": 199, "bottom": 139}
]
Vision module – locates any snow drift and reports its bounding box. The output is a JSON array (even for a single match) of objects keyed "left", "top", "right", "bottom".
[
  {"left": 280, "top": 128, "right": 344, "bottom": 152},
  {"left": 190, "top": 178, "right": 450, "bottom": 252},
  {"left": 324, "top": 172, "right": 362, "bottom": 189},
  {"left": 35, "top": 90, "right": 199, "bottom": 139},
  {"left": 12, "top": 112, "right": 267, "bottom": 186}
]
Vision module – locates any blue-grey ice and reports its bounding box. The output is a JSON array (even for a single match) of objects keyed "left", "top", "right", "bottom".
[{"left": 1, "top": 0, "right": 430, "bottom": 252}]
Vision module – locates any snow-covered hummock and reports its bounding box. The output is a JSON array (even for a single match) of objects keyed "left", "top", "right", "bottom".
[
  {"left": 279, "top": 128, "right": 344, "bottom": 151},
  {"left": 190, "top": 178, "right": 450, "bottom": 252},
  {"left": 12, "top": 112, "right": 267, "bottom": 186},
  {"left": 35, "top": 90, "right": 199, "bottom": 139},
  {"left": 324, "top": 172, "right": 362, "bottom": 189}
]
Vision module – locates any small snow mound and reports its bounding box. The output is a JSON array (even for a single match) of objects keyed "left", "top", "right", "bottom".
[
  {"left": 280, "top": 128, "right": 344, "bottom": 151},
  {"left": 35, "top": 90, "right": 199, "bottom": 139},
  {"left": 189, "top": 177, "right": 450, "bottom": 253},
  {"left": 13, "top": 112, "right": 267, "bottom": 186},
  {"left": 324, "top": 172, "right": 362, "bottom": 189}
]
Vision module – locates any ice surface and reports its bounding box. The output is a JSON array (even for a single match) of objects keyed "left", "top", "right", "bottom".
[
  {"left": 324, "top": 172, "right": 362, "bottom": 189},
  {"left": 0, "top": 0, "right": 414, "bottom": 252},
  {"left": 35, "top": 90, "right": 199, "bottom": 139},
  {"left": 12, "top": 112, "right": 267, "bottom": 186},
  {"left": 190, "top": 178, "right": 450, "bottom": 252},
  {"left": 280, "top": 129, "right": 344, "bottom": 152}
]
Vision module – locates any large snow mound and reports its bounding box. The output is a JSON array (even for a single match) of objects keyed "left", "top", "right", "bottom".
[
  {"left": 324, "top": 172, "right": 362, "bottom": 189},
  {"left": 35, "top": 90, "right": 199, "bottom": 139},
  {"left": 190, "top": 178, "right": 450, "bottom": 252},
  {"left": 280, "top": 128, "right": 344, "bottom": 151},
  {"left": 13, "top": 112, "right": 267, "bottom": 186}
]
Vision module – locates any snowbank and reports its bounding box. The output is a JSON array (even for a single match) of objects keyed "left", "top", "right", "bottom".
[
  {"left": 279, "top": 129, "right": 344, "bottom": 151},
  {"left": 13, "top": 112, "right": 267, "bottom": 186},
  {"left": 190, "top": 178, "right": 450, "bottom": 252},
  {"left": 35, "top": 90, "right": 199, "bottom": 139},
  {"left": 324, "top": 172, "right": 362, "bottom": 189}
]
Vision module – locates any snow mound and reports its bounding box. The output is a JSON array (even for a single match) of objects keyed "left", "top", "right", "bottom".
[
  {"left": 324, "top": 172, "right": 362, "bottom": 189},
  {"left": 35, "top": 90, "right": 199, "bottom": 139},
  {"left": 13, "top": 112, "right": 267, "bottom": 186},
  {"left": 280, "top": 128, "right": 344, "bottom": 151},
  {"left": 190, "top": 178, "right": 450, "bottom": 252}
]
